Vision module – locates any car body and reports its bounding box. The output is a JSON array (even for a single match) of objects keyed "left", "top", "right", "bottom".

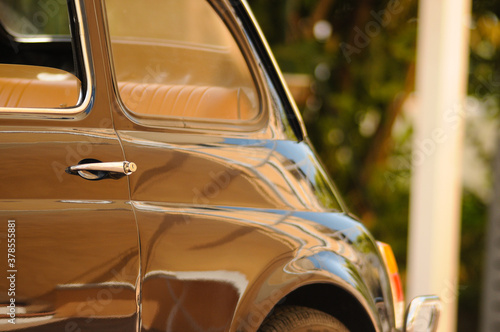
[{"left": 0, "top": 0, "right": 439, "bottom": 331}]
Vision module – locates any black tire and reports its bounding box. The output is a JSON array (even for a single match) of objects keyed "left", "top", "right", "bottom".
[{"left": 258, "top": 305, "right": 350, "bottom": 332}]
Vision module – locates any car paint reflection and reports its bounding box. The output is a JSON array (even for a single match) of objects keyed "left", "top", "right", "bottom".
[{"left": 131, "top": 201, "right": 391, "bottom": 331}]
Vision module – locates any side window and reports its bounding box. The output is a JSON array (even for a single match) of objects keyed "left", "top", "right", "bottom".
[
  {"left": 0, "top": 0, "right": 84, "bottom": 110},
  {"left": 105, "top": 0, "right": 260, "bottom": 122}
]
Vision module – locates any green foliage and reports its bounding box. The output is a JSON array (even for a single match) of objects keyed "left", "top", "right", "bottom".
[
  {"left": 458, "top": 190, "right": 487, "bottom": 329},
  {"left": 0, "top": 0, "right": 70, "bottom": 35}
]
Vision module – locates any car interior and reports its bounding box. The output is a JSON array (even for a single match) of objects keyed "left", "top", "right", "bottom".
[{"left": 0, "top": 1, "right": 84, "bottom": 109}]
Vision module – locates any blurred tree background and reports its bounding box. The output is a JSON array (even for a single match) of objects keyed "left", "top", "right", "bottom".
[
  {"left": 247, "top": 0, "right": 500, "bottom": 330},
  {"left": 0, "top": 0, "right": 69, "bottom": 35}
]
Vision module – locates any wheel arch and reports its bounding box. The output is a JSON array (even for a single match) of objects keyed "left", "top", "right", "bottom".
[
  {"left": 231, "top": 251, "right": 384, "bottom": 332},
  {"left": 276, "top": 282, "right": 376, "bottom": 332}
]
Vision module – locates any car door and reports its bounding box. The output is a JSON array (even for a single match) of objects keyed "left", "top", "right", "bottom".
[{"left": 0, "top": 1, "right": 139, "bottom": 331}]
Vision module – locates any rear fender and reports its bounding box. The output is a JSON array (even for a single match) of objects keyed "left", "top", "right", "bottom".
[{"left": 232, "top": 249, "right": 385, "bottom": 332}]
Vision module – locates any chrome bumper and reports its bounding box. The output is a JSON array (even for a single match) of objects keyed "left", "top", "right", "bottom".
[{"left": 404, "top": 296, "right": 441, "bottom": 332}]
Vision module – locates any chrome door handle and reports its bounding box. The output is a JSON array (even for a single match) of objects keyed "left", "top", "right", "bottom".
[
  {"left": 66, "top": 161, "right": 137, "bottom": 180},
  {"left": 68, "top": 161, "right": 137, "bottom": 174}
]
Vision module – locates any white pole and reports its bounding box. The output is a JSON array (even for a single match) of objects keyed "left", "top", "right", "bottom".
[{"left": 407, "top": 0, "right": 471, "bottom": 330}]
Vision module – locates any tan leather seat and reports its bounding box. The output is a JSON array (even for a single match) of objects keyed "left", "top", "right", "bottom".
[
  {"left": 0, "top": 64, "right": 81, "bottom": 109},
  {"left": 118, "top": 82, "right": 256, "bottom": 121},
  {"left": 0, "top": 64, "right": 257, "bottom": 119}
]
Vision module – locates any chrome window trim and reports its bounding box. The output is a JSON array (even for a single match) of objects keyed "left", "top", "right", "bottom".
[
  {"left": 0, "top": 0, "right": 93, "bottom": 117},
  {"left": 13, "top": 36, "right": 72, "bottom": 43}
]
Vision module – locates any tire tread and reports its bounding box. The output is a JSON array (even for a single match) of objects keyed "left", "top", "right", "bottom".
[{"left": 258, "top": 305, "right": 350, "bottom": 332}]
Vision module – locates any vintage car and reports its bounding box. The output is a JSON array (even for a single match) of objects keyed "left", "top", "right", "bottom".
[{"left": 0, "top": 0, "right": 440, "bottom": 331}]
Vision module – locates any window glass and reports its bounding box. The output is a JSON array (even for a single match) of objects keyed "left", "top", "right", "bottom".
[
  {"left": 105, "top": 0, "right": 260, "bottom": 122},
  {"left": 0, "top": 0, "right": 70, "bottom": 36},
  {"left": 0, "top": 0, "right": 83, "bottom": 110},
  {"left": 0, "top": 64, "right": 81, "bottom": 108}
]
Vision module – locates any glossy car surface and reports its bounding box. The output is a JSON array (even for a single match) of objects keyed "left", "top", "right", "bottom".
[{"left": 0, "top": 0, "right": 439, "bottom": 331}]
